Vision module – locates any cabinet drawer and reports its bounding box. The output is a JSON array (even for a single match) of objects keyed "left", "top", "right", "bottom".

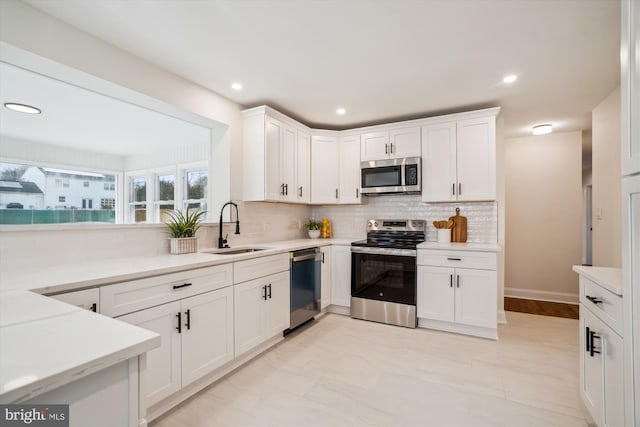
[
  {"left": 234, "top": 253, "right": 290, "bottom": 284},
  {"left": 101, "top": 264, "right": 233, "bottom": 317},
  {"left": 49, "top": 288, "right": 100, "bottom": 312},
  {"left": 580, "top": 276, "right": 623, "bottom": 336},
  {"left": 417, "top": 250, "right": 497, "bottom": 270}
]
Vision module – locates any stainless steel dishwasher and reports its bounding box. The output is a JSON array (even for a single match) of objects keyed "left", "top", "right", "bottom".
[{"left": 288, "top": 247, "right": 322, "bottom": 331}]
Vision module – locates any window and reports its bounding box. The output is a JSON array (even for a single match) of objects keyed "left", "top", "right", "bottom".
[
  {"left": 155, "top": 173, "right": 175, "bottom": 222},
  {"left": 104, "top": 183, "right": 115, "bottom": 191},
  {"left": 101, "top": 198, "right": 115, "bottom": 209},
  {"left": 183, "top": 169, "right": 208, "bottom": 213},
  {"left": 0, "top": 162, "right": 117, "bottom": 224},
  {"left": 128, "top": 175, "right": 147, "bottom": 223}
]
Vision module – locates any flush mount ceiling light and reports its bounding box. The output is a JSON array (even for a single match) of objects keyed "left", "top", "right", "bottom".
[
  {"left": 503, "top": 74, "right": 518, "bottom": 83},
  {"left": 231, "top": 82, "right": 243, "bottom": 90},
  {"left": 4, "top": 102, "right": 41, "bottom": 114},
  {"left": 336, "top": 108, "right": 346, "bottom": 115},
  {"left": 532, "top": 124, "right": 553, "bottom": 135}
]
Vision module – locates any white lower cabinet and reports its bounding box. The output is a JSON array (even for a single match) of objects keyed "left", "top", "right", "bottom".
[
  {"left": 320, "top": 246, "right": 332, "bottom": 310},
  {"left": 330, "top": 244, "right": 351, "bottom": 308},
  {"left": 234, "top": 270, "right": 290, "bottom": 357},
  {"left": 118, "top": 286, "right": 234, "bottom": 407},
  {"left": 417, "top": 249, "right": 498, "bottom": 339},
  {"left": 577, "top": 274, "right": 625, "bottom": 427}
]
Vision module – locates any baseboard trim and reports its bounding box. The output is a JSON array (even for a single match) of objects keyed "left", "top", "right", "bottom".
[
  {"left": 497, "top": 310, "right": 507, "bottom": 324},
  {"left": 504, "top": 287, "right": 579, "bottom": 305}
]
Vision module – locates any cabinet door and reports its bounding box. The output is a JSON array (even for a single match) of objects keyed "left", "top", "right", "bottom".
[
  {"left": 360, "top": 131, "right": 390, "bottom": 161},
  {"left": 389, "top": 126, "right": 421, "bottom": 158},
  {"left": 234, "top": 277, "right": 267, "bottom": 357},
  {"left": 454, "top": 268, "right": 497, "bottom": 328},
  {"left": 281, "top": 124, "right": 297, "bottom": 202},
  {"left": 264, "top": 271, "right": 291, "bottom": 339},
  {"left": 417, "top": 266, "right": 455, "bottom": 322},
  {"left": 50, "top": 288, "right": 99, "bottom": 312},
  {"left": 339, "top": 135, "right": 362, "bottom": 204},
  {"left": 265, "top": 116, "right": 283, "bottom": 201},
  {"left": 456, "top": 117, "right": 496, "bottom": 201},
  {"left": 181, "top": 287, "right": 234, "bottom": 387},
  {"left": 421, "top": 123, "right": 457, "bottom": 202},
  {"left": 602, "top": 327, "right": 624, "bottom": 427},
  {"left": 296, "top": 131, "right": 311, "bottom": 203},
  {"left": 118, "top": 301, "right": 182, "bottom": 407},
  {"left": 330, "top": 245, "right": 351, "bottom": 307},
  {"left": 622, "top": 0, "right": 640, "bottom": 175},
  {"left": 320, "top": 246, "right": 332, "bottom": 310},
  {"left": 311, "top": 135, "right": 339, "bottom": 204},
  {"left": 581, "top": 309, "right": 604, "bottom": 425}
]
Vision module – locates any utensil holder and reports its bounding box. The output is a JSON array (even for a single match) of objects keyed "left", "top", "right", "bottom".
[{"left": 437, "top": 229, "right": 451, "bottom": 243}]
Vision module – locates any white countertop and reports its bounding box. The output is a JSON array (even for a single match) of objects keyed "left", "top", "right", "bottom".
[
  {"left": 0, "top": 238, "right": 352, "bottom": 403},
  {"left": 572, "top": 265, "right": 623, "bottom": 296},
  {"left": 417, "top": 241, "right": 501, "bottom": 252}
]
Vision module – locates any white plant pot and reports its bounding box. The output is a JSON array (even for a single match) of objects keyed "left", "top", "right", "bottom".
[
  {"left": 169, "top": 237, "right": 198, "bottom": 254},
  {"left": 308, "top": 229, "right": 321, "bottom": 239}
]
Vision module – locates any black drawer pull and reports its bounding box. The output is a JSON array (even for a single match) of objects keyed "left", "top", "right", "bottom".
[
  {"left": 586, "top": 295, "right": 603, "bottom": 305},
  {"left": 450, "top": 274, "right": 453, "bottom": 288},
  {"left": 173, "top": 283, "right": 193, "bottom": 290},
  {"left": 447, "top": 257, "right": 462, "bottom": 261},
  {"left": 90, "top": 303, "right": 97, "bottom": 312}
]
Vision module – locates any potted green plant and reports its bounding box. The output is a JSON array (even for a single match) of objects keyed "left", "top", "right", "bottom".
[
  {"left": 165, "top": 208, "right": 206, "bottom": 254},
  {"left": 306, "top": 219, "right": 321, "bottom": 239}
]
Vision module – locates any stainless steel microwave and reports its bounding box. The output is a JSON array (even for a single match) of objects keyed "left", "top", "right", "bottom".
[{"left": 360, "top": 156, "right": 421, "bottom": 195}]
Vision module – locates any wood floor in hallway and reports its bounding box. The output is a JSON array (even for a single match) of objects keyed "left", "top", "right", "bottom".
[{"left": 504, "top": 297, "right": 579, "bottom": 319}]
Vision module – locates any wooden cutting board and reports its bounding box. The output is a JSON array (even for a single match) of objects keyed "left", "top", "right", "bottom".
[{"left": 449, "top": 208, "right": 467, "bottom": 242}]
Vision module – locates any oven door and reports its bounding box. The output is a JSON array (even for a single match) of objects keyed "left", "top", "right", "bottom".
[{"left": 351, "top": 247, "right": 416, "bottom": 305}]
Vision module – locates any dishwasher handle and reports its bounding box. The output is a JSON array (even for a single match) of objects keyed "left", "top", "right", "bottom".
[{"left": 291, "top": 248, "right": 321, "bottom": 263}]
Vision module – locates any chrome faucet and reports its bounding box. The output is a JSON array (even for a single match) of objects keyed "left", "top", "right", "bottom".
[{"left": 218, "top": 201, "right": 240, "bottom": 248}]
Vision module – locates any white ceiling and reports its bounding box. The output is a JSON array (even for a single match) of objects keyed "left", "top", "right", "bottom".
[
  {"left": 0, "top": 62, "right": 211, "bottom": 157},
  {"left": 24, "top": 0, "right": 620, "bottom": 140}
]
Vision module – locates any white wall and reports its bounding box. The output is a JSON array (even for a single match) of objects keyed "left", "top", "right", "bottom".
[
  {"left": 0, "top": 0, "right": 310, "bottom": 269},
  {"left": 504, "top": 131, "right": 583, "bottom": 303},
  {"left": 592, "top": 87, "right": 622, "bottom": 267}
]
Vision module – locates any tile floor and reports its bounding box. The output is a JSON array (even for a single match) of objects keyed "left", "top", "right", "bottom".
[{"left": 151, "top": 312, "right": 591, "bottom": 427}]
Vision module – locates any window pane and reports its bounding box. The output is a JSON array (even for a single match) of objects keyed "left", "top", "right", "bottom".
[
  {"left": 0, "top": 162, "right": 116, "bottom": 224},
  {"left": 186, "top": 170, "right": 207, "bottom": 200},
  {"left": 130, "top": 177, "right": 146, "bottom": 203},
  {"left": 158, "top": 203, "right": 174, "bottom": 222},
  {"left": 131, "top": 204, "right": 147, "bottom": 223},
  {"left": 157, "top": 174, "right": 175, "bottom": 201}
]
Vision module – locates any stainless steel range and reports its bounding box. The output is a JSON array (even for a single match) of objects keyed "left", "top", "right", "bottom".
[{"left": 350, "top": 219, "right": 426, "bottom": 328}]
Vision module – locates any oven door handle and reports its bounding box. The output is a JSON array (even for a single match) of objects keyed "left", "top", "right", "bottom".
[{"left": 350, "top": 246, "right": 416, "bottom": 257}]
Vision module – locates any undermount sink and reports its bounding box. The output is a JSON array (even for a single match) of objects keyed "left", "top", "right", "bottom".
[{"left": 203, "top": 247, "right": 269, "bottom": 255}]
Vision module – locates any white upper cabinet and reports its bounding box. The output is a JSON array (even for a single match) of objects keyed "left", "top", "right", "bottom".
[
  {"left": 422, "top": 114, "right": 497, "bottom": 202},
  {"left": 338, "top": 134, "right": 362, "bottom": 204},
  {"left": 622, "top": 0, "right": 640, "bottom": 175},
  {"left": 311, "top": 135, "right": 340, "bottom": 204},
  {"left": 361, "top": 127, "right": 420, "bottom": 161},
  {"left": 242, "top": 107, "right": 310, "bottom": 203}
]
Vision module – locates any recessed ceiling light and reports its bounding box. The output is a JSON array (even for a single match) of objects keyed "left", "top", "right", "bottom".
[
  {"left": 532, "top": 124, "right": 553, "bottom": 135},
  {"left": 503, "top": 74, "right": 518, "bottom": 83},
  {"left": 231, "top": 83, "right": 243, "bottom": 90},
  {"left": 336, "top": 108, "right": 346, "bottom": 115},
  {"left": 4, "top": 102, "right": 41, "bottom": 114}
]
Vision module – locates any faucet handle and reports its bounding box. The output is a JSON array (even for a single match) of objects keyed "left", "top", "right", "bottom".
[{"left": 223, "top": 234, "right": 229, "bottom": 248}]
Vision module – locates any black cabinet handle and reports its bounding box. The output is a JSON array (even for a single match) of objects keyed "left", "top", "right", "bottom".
[
  {"left": 447, "top": 257, "right": 462, "bottom": 261},
  {"left": 176, "top": 312, "right": 182, "bottom": 334},
  {"left": 335, "top": 189, "right": 339, "bottom": 199},
  {"left": 173, "top": 283, "right": 192, "bottom": 290},
  {"left": 90, "top": 303, "right": 97, "bottom": 312},
  {"left": 267, "top": 283, "right": 272, "bottom": 299},
  {"left": 586, "top": 295, "right": 603, "bottom": 305},
  {"left": 322, "top": 252, "right": 325, "bottom": 263},
  {"left": 356, "top": 188, "right": 359, "bottom": 199},
  {"left": 285, "top": 184, "right": 288, "bottom": 195},
  {"left": 262, "top": 285, "right": 267, "bottom": 300},
  {"left": 385, "top": 143, "right": 389, "bottom": 154},
  {"left": 590, "top": 330, "right": 601, "bottom": 357},
  {"left": 185, "top": 309, "right": 191, "bottom": 330},
  {"left": 452, "top": 183, "right": 456, "bottom": 196},
  {"left": 299, "top": 186, "right": 303, "bottom": 197},
  {"left": 459, "top": 183, "right": 462, "bottom": 196},
  {"left": 586, "top": 326, "right": 591, "bottom": 352},
  {"left": 449, "top": 274, "right": 453, "bottom": 288},
  {"left": 456, "top": 275, "right": 460, "bottom": 288}
]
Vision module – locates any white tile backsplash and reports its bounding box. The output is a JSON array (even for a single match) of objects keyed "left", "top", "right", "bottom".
[{"left": 311, "top": 195, "right": 497, "bottom": 243}]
